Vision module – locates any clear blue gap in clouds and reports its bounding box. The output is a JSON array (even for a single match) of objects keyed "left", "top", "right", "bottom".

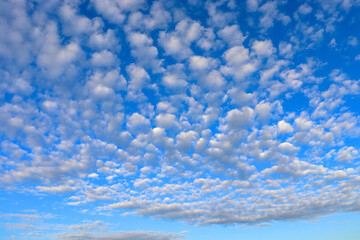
[{"left": 0, "top": 0, "right": 360, "bottom": 239}]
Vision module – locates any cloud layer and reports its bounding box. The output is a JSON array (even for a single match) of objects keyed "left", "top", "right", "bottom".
[{"left": 1, "top": 0, "right": 360, "bottom": 238}]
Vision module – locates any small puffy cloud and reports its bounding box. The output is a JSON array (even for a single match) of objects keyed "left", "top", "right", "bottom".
[
  {"left": 202, "top": 70, "right": 226, "bottom": 91},
  {"left": 246, "top": 0, "right": 261, "bottom": 12},
  {"left": 277, "top": 120, "right": 294, "bottom": 134},
  {"left": 221, "top": 107, "right": 254, "bottom": 131},
  {"left": 42, "top": 100, "right": 58, "bottom": 112},
  {"left": 161, "top": 64, "right": 188, "bottom": 90},
  {"left": 176, "top": 131, "right": 199, "bottom": 152},
  {"left": 189, "top": 56, "right": 217, "bottom": 71},
  {"left": 336, "top": 146, "right": 358, "bottom": 162},
  {"left": 59, "top": 3, "right": 94, "bottom": 36},
  {"left": 128, "top": 32, "right": 162, "bottom": 72},
  {"left": 127, "top": 1, "right": 171, "bottom": 31},
  {"left": 297, "top": 3, "right": 313, "bottom": 15},
  {"left": 158, "top": 19, "right": 203, "bottom": 59},
  {"left": 279, "top": 42, "right": 295, "bottom": 59},
  {"left": 259, "top": 1, "right": 277, "bottom": 29},
  {"left": 295, "top": 116, "right": 313, "bottom": 130},
  {"left": 252, "top": 40, "right": 276, "bottom": 57},
  {"left": 217, "top": 25, "right": 245, "bottom": 46},
  {"left": 162, "top": 73, "right": 188, "bottom": 90},
  {"left": 205, "top": 1, "right": 236, "bottom": 28},
  {"left": 159, "top": 34, "right": 189, "bottom": 59},
  {"left": 278, "top": 142, "right": 300, "bottom": 154},
  {"left": 260, "top": 60, "right": 288, "bottom": 83},
  {"left": 126, "top": 64, "right": 150, "bottom": 91},
  {"left": 255, "top": 101, "right": 272, "bottom": 121},
  {"left": 347, "top": 36, "right": 358, "bottom": 47},
  {"left": 223, "top": 46, "right": 250, "bottom": 65},
  {"left": 91, "top": 0, "right": 145, "bottom": 24},
  {"left": 155, "top": 113, "right": 179, "bottom": 130},
  {"left": 86, "top": 69, "right": 127, "bottom": 99},
  {"left": 91, "top": 50, "right": 117, "bottom": 67},
  {"left": 156, "top": 102, "right": 177, "bottom": 113},
  {"left": 126, "top": 113, "right": 151, "bottom": 134},
  {"left": 88, "top": 173, "right": 99, "bottom": 178},
  {"left": 228, "top": 88, "right": 257, "bottom": 106},
  {"left": 259, "top": 1, "right": 290, "bottom": 30},
  {"left": 222, "top": 45, "right": 257, "bottom": 80},
  {"left": 37, "top": 23, "right": 81, "bottom": 78},
  {"left": 89, "top": 29, "right": 118, "bottom": 50},
  {"left": 128, "top": 32, "right": 153, "bottom": 48}
]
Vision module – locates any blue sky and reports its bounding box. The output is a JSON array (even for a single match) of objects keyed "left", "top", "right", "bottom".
[{"left": 1, "top": 0, "right": 360, "bottom": 239}]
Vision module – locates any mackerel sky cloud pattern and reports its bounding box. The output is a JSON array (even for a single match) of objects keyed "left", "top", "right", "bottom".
[{"left": 1, "top": 0, "right": 360, "bottom": 239}]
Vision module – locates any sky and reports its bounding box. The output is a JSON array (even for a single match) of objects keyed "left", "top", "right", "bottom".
[{"left": 0, "top": 0, "right": 360, "bottom": 239}]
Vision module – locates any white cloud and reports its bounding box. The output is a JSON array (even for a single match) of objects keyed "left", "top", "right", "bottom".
[
  {"left": 126, "top": 113, "right": 151, "bottom": 134},
  {"left": 222, "top": 45, "right": 258, "bottom": 80},
  {"left": 155, "top": 113, "right": 179, "bottom": 130},
  {"left": 259, "top": 1, "right": 277, "bottom": 29},
  {"left": 162, "top": 73, "right": 188, "bottom": 89},
  {"left": 205, "top": 1, "right": 235, "bottom": 28},
  {"left": 89, "top": 29, "right": 118, "bottom": 50},
  {"left": 254, "top": 101, "right": 273, "bottom": 122},
  {"left": 128, "top": 32, "right": 163, "bottom": 72},
  {"left": 59, "top": 3, "right": 93, "bottom": 36},
  {"left": 258, "top": 1, "right": 290, "bottom": 30},
  {"left": 126, "top": 64, "right": 150, "bottom": 91},
  {"left": 176, "top": 131, "right": 199, "bottom": 152},
  {"left": 86, "top": 69, "right": 127, "bottom": 100},
  {"left": 2, "top": 0, "right": 360, "bottom": 230},
  {"left": 127, "top": 2, "right": 172, "bottom": 31},
  {"left": 278, "top": 142, "right": 299, "bottom": 154},
  {"left": 246, "top": 0, "right": 262, "bottom": 12},
  {"left": 91, "top": 0, "right": 145, "bottom": 24},
  {"left": 37, "top": 185, "right": 77, "bottom": 194},
  {"left": 295, "top": 116, "right": 313, "bottom": 130},
  {"left": 297, "top": 3, "right": 313, "bottom": 15},
  {"left": 37, "top": 23, "right": 81, "bottom": 78},
  {"left": 277, "top": 120, "right": 294, "bottom": 134},
  {"left": 202, "top": 70, "right": 226, "bottom": 90},
  {"left": 252, "top": 40, "right": 276, "bottom": 57},
  {"left": 88, "top": 173, "right": 99, "bottom": 178},
  {"left": 91, "top": 50, "right": 117, "bottom": 67},
  {"left": 158, "top": 19, "right": 203, "bottom": 59},
  {"left": 279, "top": 42, "right": 295, "bottom": 58},
  {"left": 189, "top": 56, "right": 217, "bottom": 71},
  {"left": 221, "top": 107, "right": 255, "bottom": 131},
  {"left": 347, "top": 36, "right": 358, "bottom": 47},
  {"left": 337, "top": 146, "right": 359, "bottom": 162},
  {"left": 223, "top": 46, "right": 250, "bottom": 65},
  {"left": 217, "top": 25, "right": 245, "bottom": 46}
]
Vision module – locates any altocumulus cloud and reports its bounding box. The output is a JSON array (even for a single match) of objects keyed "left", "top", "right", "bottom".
[{"left": 1, "top": 0, "right": 360, "bottom": 239}]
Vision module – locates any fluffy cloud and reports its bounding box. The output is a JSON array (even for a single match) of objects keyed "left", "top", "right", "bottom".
[
  {"left": 1, "top": 0, "right": 360, "bottom": 236},
  {"left": 36, "top": 23, "right": 82, "bottom": 78},
  {"left": 91, "top": 0, "right": 145, "bottom": 24},
  {"left": 221, "top": 107, "right": 255, "bottom": 131}
]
